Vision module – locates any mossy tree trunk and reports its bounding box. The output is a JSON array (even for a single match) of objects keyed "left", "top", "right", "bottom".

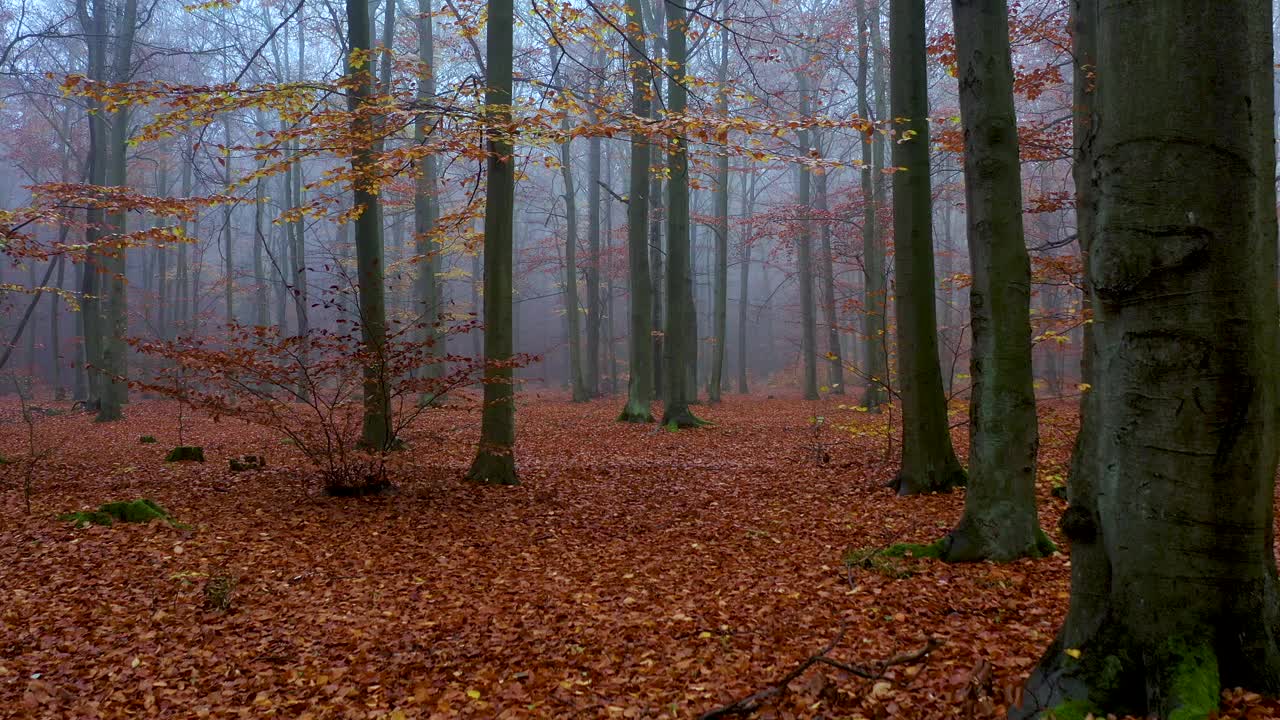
[
  {"left": 886, "top": 0, "right": 965, "bottom": 494},
  {"left": 466, "top": 0, "right": 518, "bottom": 484},
  {"left": 939, "top": 0, "right": 1043, "bottom": 562},
  {"left": 618, "top": 0, "right": 654, "bottom": 423},
  {"left": 347, "top": 0, "right": 392, "bottom": 451},
  {"left": 1014, "top": 1, "right": 1280, "bottom": 716}
]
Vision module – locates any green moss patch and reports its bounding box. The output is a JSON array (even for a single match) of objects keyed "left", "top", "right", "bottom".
[
  {"left": 1045, "top": 699, "right": 1101, "bottom": 720},
  {"left": 165, "top": 445, "right": 205, "bottom": 462},
  {"left": 1166, "top": 641, "right": 1219, "bottom": 720},
  {"left": 139, "top": 435, "right": 157, "bottom": 444},
  {"left": 60, "top": 499, "right": 184, "bottom": 528},
  {"left": 882, "top": 541, "right": 945, "bottom": 560}
]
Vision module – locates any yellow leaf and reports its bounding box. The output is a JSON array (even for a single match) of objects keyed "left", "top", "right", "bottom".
[
  {"left": 1065, "top": 648, "right": 1082, "bottom": 659},
  {"left": 466, "top": 689, "right": 481, "bottom": 700}
]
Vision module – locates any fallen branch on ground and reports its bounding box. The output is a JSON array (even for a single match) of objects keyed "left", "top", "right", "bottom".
[{"left": 697, "top": 627, "right": 941, "bottom": 719}]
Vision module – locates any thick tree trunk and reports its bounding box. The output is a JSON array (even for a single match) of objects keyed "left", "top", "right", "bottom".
[
  {"left": 618, "top": 0, "right": 654, "bottom": 422},
  {"left": 1015, "top": 1, "right": 1280, "bottom": 717},
  {"left": 857, "top": 0, "right": 889, "bottom": 411},
  {"left": 466, "top": 0, "right": 518, "bottom": 484},
  {"left": 887, "top": 0, "right": 964, "bottom": 494},
  {"left": 347, "top": 0, "right": 392, "bottom": 451},
  {"left": 939, "top": 0, "right": 1044, "bottom": 562},
  {"left": 660, "top": 0, "right": 700, "bottom": 427}
]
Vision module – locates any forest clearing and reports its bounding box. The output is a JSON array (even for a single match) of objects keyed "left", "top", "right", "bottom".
[
  {"left": 4, "top": 0, "right": 1280, "bottom": 716},
  {"left": 1, "top": 395, "right": 1277, "bottom": 719}
]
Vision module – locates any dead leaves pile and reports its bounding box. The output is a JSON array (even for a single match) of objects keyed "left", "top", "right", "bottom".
[{"left": 1, "top": 395, "right": 1277, "bottom": 719}]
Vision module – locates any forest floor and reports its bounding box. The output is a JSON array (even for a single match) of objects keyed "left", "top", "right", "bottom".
[{"left": 1, "top": 393, "right": 1278, "bottom": 719}]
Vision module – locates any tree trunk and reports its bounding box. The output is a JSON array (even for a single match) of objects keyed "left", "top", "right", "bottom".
[
  {"left": 560, "top": 109, "right": 589, "bottom": 402},
  {"left": 660, "top": 0, "right": 699, "bottom": 427},
  {"left": 96, "top": 0, "right": 139, "bottom": 422},
  {"left": 466, "top": 0, "right": 518, "bottom": 484},
  {"left": 858, "top": 0, "right": 889, "bottom": 411},
  {"left": 794, "top": 70, "right": 819, "bottom": 401},
  {"left": 736, "top": 167, "right": 755, "bottom": 394},
  {"left": 1015, "top": 1, "right": 1280, "bottom": 716},
  {"left": 815, "top": 153, "right": 844, "bottom": 394},
  {"left": 347, "top": 0, "right": 392, "bottom": 451},
  {"left": 618, "top": 0, "right": 654, "bottom": 422},
  {"left": 586, "top": 93, "right": 603, "bottom": 398},
  {"left": 886, "top": 0, "right": 964, "bottom": 494},
  {"left": 415, "top": 0, "right": 445, "bottom": 403},
  {"left": 939, "top": 0, "right": 1044, "bottom": 562},
  {"left": 222, "top": 118, "right": 235, "bottom": 325}
]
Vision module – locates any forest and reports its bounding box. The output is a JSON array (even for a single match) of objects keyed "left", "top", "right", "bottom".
[{"left": 2, "top": 0, "right": 1280, "bottom": 717}]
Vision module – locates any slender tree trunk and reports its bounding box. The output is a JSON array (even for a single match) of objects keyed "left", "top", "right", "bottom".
[
  {"left": 857, "top": 0, "right": 888, "bottom": 411},
  {"left": 415, "top": 0, "right": 445, "bottom": 403},
  {"left": 886, "top": 0, "right": 965, "bottom": 493},
  {"left": 559, "top": 112, "right": 589, "bottom": 402},
  {"left": 618, "top": 0, "right": 654, "bottom": 422},
  {"left": 1017, "top": 1, "right": 1280, "bottom": 716},
  {"left": 939, "top": 0, "right": 1044, "bottom": 562},
  {"left": 222, "top": 119, "right": 235, "bottom": 326},
  {"left": 708, "top": 33, "right": 730, "bottom": 404},
  {"left": 466, "top": 0, "right": 518, "bottom": 484},
  {"left": 815, "top": 153, "right": 844, "bottom": 394},
  {"left": 177, "top": 152, "right": 191, "bottom": 338},
  {"left": 586, "top": 91, "right": 603, "bottom": 398},
  {"left": 347, "top": 0, "right": 392, "bottom": 452},
  {"left": 253, "top": 176, "right": 269, "bottom": 327},
  {"left": 794, "top": 70, "right": 819, "bottom": 401},
  {"left": 736, "top": 167, "right": 755, "bottom": 394}
]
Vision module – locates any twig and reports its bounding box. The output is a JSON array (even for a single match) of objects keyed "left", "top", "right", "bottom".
[{"left": 698, "top": 628, "right": 940, "bottom": 719}]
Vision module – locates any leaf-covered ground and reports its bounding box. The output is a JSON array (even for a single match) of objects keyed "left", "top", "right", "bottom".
[{"left": 1, "top": 395, "right": 1278, "bottom": 719}]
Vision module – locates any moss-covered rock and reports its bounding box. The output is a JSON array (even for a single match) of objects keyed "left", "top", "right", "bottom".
[
  {"left": 60, "top": 498, "right": 182, "bottom": 528},
  {"left": 165, "top": 445, "right": 205, "bottom": 462},
  {"left": 228, "top": 454, "right": 266, "bottom": 472}
]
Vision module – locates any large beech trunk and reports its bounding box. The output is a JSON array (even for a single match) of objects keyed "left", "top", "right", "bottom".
[
  {"left": 1015, "top": 1, "right": 1280, "bottom": 717},
  {"left": 940, "top": 0, "right": 1043, "bottom": 562}
]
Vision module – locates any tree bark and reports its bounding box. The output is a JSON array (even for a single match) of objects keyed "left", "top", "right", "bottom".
[
  {"left": 708, "top": 33, "right": 730, "bottom": 404},
  {"left": 814, "top": 153, "right": 843, "bottom": 394},
  {"left": 794, "top": 70, "right": 819, "bottom": 401},
  {"left": 939, "top": 0, "right": 1044, "bottom": 562},
  {"left": 346, "top": 0, "right": 392, "bottom": 451},
  {"left": 415, "top": 0, "right": 445, "bottom": 403},
  {"left": 466, "top": 0, "right": 518, "bottom": 484},
  {"left": 1015, "top": 1, "right": 1280, "bottom": 716},
  {"left": 857, "top": 0, "right": 889, "bottom": 412},
  {"left": 736, "top": 167, "right": 755, "bottom": 394},
  {"left": 886, "top": 0, "right": 965, "bottom": 494},
  {"left": 660, "top": 0, "right": 700, "bottom": 427},
  {"left": 618, "top": 0, "right": 654, "bottom": 422},
  {"left": 559, "top": 106, "right": 589, "bottom": 402}
]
